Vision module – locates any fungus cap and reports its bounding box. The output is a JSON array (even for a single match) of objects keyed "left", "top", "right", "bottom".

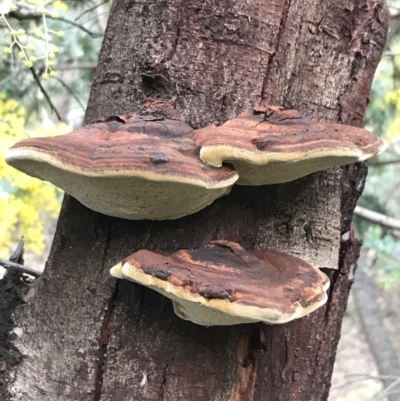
[
  {"left": 5, "top": 113, "right": 238, "bottom": 220},
  {"left": 110, "top": 240, "right": 330, "bottom": 326},
  {"left": 194, "top": 106, "right": 386, "bottom": 185}
]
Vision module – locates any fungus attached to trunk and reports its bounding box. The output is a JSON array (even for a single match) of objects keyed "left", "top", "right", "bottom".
[
  {"left": 194, "top": 105, "right": 385, "bottom": 185},
  {"left": 110, "top": 240, "right": 330, "bottom": 326},
  {"left": 5, "top": 113, "right": 238, "bottom": 220}
]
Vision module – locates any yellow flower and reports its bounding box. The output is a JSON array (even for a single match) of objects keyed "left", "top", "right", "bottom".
[
  {"left": 53, "top": 0, "right": 68, "bottom": 11},
  {"left": 34, "top": 29, "right": 43, "bottom": 38},
  {"left": 0, "top": 93, "right": 67, "bottom": 254}
]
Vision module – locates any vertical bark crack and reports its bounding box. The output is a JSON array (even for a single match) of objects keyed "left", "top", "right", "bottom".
[
  {"left": 157, "top": 364, "right": 168, "bottom": 401},
  {"left": 94, "top": 282, "right": 119, "bottom": 401},
  {"left": 162, "top": 21, "right": 181, "bottom": 64},
  {"left": 100, "top": 221, "right": 112, "bottom": 275},
  {"left": 168, "top": 26, "right": 181, "bottom": 62},
  {"left": 260, "top": 0, "right": 291, "bottom": 101},
  {"left": 278, "top": 332, "right": 290, "bottom": 401}
]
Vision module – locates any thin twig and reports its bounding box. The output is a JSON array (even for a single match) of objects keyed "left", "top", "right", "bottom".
[
  {"left": 55, "top": 77, "right": 86, "bottom": 112},
  {"left": 0, "top": 258, "right": 41, "bottom": 278},
  {"left": 345, "top": 374, "right": 400, "bottom": 380},
  {"left": 331, "top": 375, "right": 398, "bottom": 391},
  {"left": 371, "top": 378, "right": 400, "bottom": 401},
  {"left": 383, "top": 389, "right": 400, "bottom": 398},
  {"left": 9, "top": 238, "right": 25, "bottom": 263},
  {"left": 47, "top": 14, "right": 103, "bottom": 38},
  {"left": 370, "top": 159, "right": 400, "bottom": 167},
  {"left": 75, "top": 1, "right": 109, "bottom": 22},
  {"left": 0, "top": 70, "right": 18, "bottom": 87},
  {"left": 30, "top": 67, "right": 63, "bottom": 121},
  {"left": 354, "top": 206, "right": 400, "bottom": 230},
  {"left": 71, "top": 11, "right": 109, "bottom": 29},
  {"left": 382, "top": 52, "right": 400, "bottom": 57},
  {"left": 44, "top": 0, "right": 57, "bottom": 6},
  {"left": 380, "top": 377, "right": 400, "bottom": 396},
  {"left": 56, "top": 63, "right": 97, "bottom": 70},
  {"left": 11, "top": 3, "right": 103, "bottom": 37}
]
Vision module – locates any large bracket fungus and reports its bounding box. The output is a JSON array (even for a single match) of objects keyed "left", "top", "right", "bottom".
[
  {"left": 110, "top": 240, "right": 330, "bottom": 326},
  {"left": 5, "top": 103, "right": 385, "bottom": 219},
  {"left": 194, "top": 105, "right": 386, "bottom": 185},
  {"left": 5, "top": 111, "right": 238, "bottom": 220}
]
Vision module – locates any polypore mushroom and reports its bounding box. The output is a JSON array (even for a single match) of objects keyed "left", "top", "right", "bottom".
[
  {"left": 5, "top": 112, "right": 238, "bottom": 220},
  {"left": 110, "top": 240, "right": 330, "bottom": 326},
  {"left": 194, "top": 105, "right": 386, "bottom": 185}
]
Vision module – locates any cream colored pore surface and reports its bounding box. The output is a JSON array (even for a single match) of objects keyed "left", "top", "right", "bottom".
[
  {"left": 230, "top": 155, "right": 361, "bottom": 185},
  {"left": 199, "top": 145, "right": 367, "bottom": 185},
  {"left": 6, "top": 153, "right": 235, "bottom": 220},
  {"left": 110, "top": 261, "right": 330, "bottom": 326}
]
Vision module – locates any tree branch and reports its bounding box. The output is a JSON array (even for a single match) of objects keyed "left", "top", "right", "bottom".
[
  {"left": 10, "top": 3, "right": 103, "bottom": 38},
  {"left": 370, "top": 159, "right": 400, "bottom": 167},
  {"left": 75, "top": 1, "right": 109, "bottom": 22},
  {"left": 52, "top": 15, "right": 103, "bottom": 38},
  {"left": 56, "top": 63, "right": 97, "bottom": 70},
  {"left": 0, "top": 238, "right": 41, "bottom": 278},
  {"left": 55, "top": 77, "right": 86, "bottom": 113},
  {"left": 30, "top": 67, "right": 63, "bottom": 122},
  {"left": 386, "top": 13, "right": 400, "bottom": 48},
  {"left": 44, "top": 0, "right": 57, "bottom": 7},
  {"left": 10, "top": 2, "right": 40, "bottom": 20},
  {"left": 382, "top": 52, "right": 400, "bottom": 57},
  {"left": 0, "top": 258, "right": 41, "bottom": 278},
  {"left": 332, "top": 374, "right": 400, "bottom": 391},
  {"left": 354, "top": 206, "right": 400, "bottom": 230}
]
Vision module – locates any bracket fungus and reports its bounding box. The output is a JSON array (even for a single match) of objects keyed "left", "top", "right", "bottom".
[
  {"left": 194, "top": 105, "right": 386, "bottom": 185},
  {"left": 110, "top": 240, "right": 330, "bottom": 326},
  {"left": 5, "top": 112, "right": 238, "bottom": 220}
]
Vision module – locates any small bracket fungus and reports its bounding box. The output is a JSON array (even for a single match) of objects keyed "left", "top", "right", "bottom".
[
  {"left": 5, "top": 111, "right": 238, "bottom": 220},
  {"left": 110, "top": 240, "right": 330, "bottom": 326},
  {"left": 194, "top": 105, "right": 386, "bottom": 185}
]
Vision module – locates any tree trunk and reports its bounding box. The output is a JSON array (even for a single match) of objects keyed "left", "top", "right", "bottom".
[{"left": 0, "top": 0, "right": 389, "bottom": 400}]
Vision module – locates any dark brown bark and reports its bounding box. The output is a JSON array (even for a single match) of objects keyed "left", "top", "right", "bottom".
[
  {"left": 0, "top": 0, "right": 388, "bottom": 400},
  {"left": 0, "top": 244, "right": 25, "bottom": 401}
]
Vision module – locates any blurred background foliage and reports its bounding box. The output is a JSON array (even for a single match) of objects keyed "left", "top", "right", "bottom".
[
  {"left": 0, "top": 0, "right": 110, "bottom": 256},
  {"left": 354, "top": 0, "right": 400, "bottom": 289},
  {"left": 0, "top": 92, "right": 67, "bottom": 253}
]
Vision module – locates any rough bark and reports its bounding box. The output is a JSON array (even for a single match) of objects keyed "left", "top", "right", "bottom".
[
  {"left": 0, "top": 244, "right": 25, "bottom": 401},
  {"left": 0, "top": 0, "right": 389, "bottom": 400}
]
